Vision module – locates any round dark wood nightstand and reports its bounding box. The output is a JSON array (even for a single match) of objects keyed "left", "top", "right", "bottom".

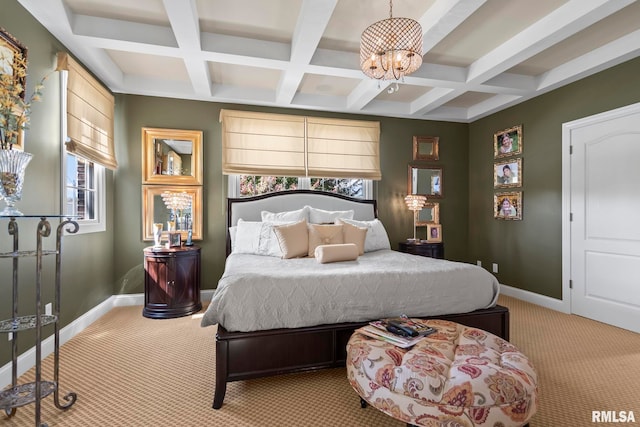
[{"left": 143, "top": 245, "right": 202, "bottom": 319}]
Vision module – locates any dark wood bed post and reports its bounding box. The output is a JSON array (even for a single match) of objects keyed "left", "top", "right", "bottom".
[{"left": 213, "top": 337, "right": 228, "bottom": 409}]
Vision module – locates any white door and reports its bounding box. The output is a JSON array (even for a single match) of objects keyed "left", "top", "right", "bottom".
[{"left": 569, "top": 104, "right": 640, "bottom": 333}]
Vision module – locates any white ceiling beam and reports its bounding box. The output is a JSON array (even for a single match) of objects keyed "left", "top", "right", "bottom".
[
  {"left": 467, "top": 0, "right": 634, "bottom": 84},
  {"left": 412, "top": 0, "right": 634, "bottom": 116},
  {"left": 163, "top": 0, "right": 212, "bottom": 96},
  {"left": 536, "top": 29, "right": 640, "bottom": 92},
  {"left": 420, "top": 0, "right": 486, "bottom": 54},
  {"left": 277, "top": 0, "right": 338, "bottom": 104}
]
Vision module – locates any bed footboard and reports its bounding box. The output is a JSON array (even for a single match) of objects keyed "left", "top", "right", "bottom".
[{"left": 212, "top": 304, "right": 509, "bottom": 409}]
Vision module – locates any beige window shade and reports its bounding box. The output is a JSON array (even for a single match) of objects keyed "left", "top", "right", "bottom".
[
  {"left": 56, "top": 52, "right": 117, "bottom": 170},
  {"left": 220, "top": 109, "right": 306, "bottom": 176},
  {"left": 306, "top": 117, "right": 380, "bottom": 180},
  {"left": 220, "top": 110, "right": 381, "bottom": 180}
]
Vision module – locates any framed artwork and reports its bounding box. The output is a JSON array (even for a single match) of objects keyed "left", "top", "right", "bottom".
[
  {"left": 494, "top": 158, "right": 522, "bottom": 188},
  {"left": 416, "top": 202, "right": 439, "bottom": 226},
  {"left": 408, "top": 165, "right": 443, "bottom": 198},
  {"left": 0, "top": 27, "right": 27, "bottom": 99},
  {"left": 494, "top": 192, "right": 522, "bottom": 220},
  {"left": 494, "top": 125, "right": 522, "bottom": 158},
  {"left": 412, "top": 136, "right": 439, "bottom": 161},
  {"left": 426, "top": 224, "right": 442, "bottom": 243},
  {"left": 142, "top": 185, "right": 202, "bottom": 241},
  {"left": 168, "top": 232, "right": 182, "bottom": 247},
  {"left": 0, "top": 27, "right": 28, "bottom": 150}
]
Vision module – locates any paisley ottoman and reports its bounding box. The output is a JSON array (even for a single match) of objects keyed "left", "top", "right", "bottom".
[{"left": 346, "top": 319, "right": 538, "bottom": 427}]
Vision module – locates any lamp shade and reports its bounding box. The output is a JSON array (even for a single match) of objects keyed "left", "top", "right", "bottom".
[
  {"left": 360, "top": 1, "right": 423, "bottom": 81},
  {"left": 405, "top": 194, "right": 426, "bottom": 211}
]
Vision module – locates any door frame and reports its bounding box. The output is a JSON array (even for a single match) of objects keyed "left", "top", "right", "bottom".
[{"left": 561, "top": 101, "right": 640, "bottom": 315}]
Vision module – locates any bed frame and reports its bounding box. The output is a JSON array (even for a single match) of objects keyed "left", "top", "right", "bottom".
[{"left": 213, "top": 190, "right": 509, "bottom": 409}]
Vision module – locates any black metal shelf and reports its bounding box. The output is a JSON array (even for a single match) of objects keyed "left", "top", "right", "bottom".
[
  {"left": 0, "top": 381, "right": 57, "bottom": 410},
  {"left": 0, "top": 315, "right": 58, "bottom": 333},
  {"left": 1, "top": 216, "right": 79, "bottom": 426}
]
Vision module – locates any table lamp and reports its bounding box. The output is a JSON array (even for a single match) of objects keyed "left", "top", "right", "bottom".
[{"left": 404, "top": 194, "right": 426, "bottom": 241}]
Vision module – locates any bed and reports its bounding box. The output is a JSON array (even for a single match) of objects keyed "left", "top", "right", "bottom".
[{"left": 202, "top": 190, "right": 509, "bottom": 409}]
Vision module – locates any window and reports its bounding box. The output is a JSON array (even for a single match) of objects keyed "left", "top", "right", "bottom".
[
  {"left": 64, "top": 153, "right": 105, "bottom": 233},
  {"left": 58, "top": 52, "right": 113, "bottom": 234},
  {"left": 230, "top": 175, "right": 371, "bottom": 198}
]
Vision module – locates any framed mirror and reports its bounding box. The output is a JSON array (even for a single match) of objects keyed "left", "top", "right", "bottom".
[
  {"left": 142, "top": 185, "right": 203, "bottom": 241},
  {"left": 412, "top": 136, "right": 439, "bottom": 161},
  {"left": 416, "top": 202, "right": 440, "bottom": 226},
  {"left": 408, "top": 165, "right": 443, "bottom": 198},
  {"left": 142, "top": 127, "right": 203, "bottom": 185}
]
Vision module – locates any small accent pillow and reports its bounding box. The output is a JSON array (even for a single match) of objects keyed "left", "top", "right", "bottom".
[
  {"left": 339, "top": 221, "right": 367, "bottom": 255},
  {"left": 315, "top": 243, "right": 359, "bottom": 264},
  {"left": 308, "top": 224, "right": 344, "bottom": 257},
  {"left": 261, "top": 206, "right": 308, "bottom": 223},
  {"left": 306, "top": 206, "right": 355, "bottom": 224},
  {"left": 273, "top": 219, "right": 309, "bottom": 259},
  {"left": 337, "top": 218, "right": 390, "bottom": 252},
  {"left": 233, "top": 219, "right": 284, "bottom": 257}
]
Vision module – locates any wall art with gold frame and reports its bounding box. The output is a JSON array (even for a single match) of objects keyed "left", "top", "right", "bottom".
[
  {"left": 494, "top": 125, "right": 522, "bottom": 158},
  {"left": 141, "top": 127, "right": 203, "bottom": 185},
  {"left": 412, "top": 136, "right": 439, "bottom": 161},
  {"left": 142, "top": 185, "right": 202, "bottom": 241},
  {"left": 494, "top": 191, "right": 522, "bottom": 221},
  {"left": 416, "top": 202, "right": 440, "bottom": 226},
  {"left": 0, "top": 27, "right": 28, "bottom": 150}
]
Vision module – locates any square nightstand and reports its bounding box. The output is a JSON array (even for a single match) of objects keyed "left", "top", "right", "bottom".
[{"left": 397, "top": 241, "right": 444, "bottom": 259}]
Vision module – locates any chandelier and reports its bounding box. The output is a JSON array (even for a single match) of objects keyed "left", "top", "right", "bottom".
[
  {"left": 360, "top": 0, "right": 423, "bottom": 84},
  {"left": 161, "top": 191, "right": 192, "bottom": 230}
]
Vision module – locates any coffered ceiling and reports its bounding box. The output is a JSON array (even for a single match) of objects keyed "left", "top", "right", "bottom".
[{"left": 18, "top": 0, "right": 640, "bottom": 122}]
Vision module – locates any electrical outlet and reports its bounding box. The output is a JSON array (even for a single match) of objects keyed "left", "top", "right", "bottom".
[
  {"left": 476, "top": 260, "right": 482, "bottom": 267},
  {"left": 45, "top": 303, "right": 52, "bottom": 316},
  {"left": 8, "top": 332, "right": 12, "bottom": 341},
  {"left": 492, "top": 263, "right": 499, "bottom": 273}
]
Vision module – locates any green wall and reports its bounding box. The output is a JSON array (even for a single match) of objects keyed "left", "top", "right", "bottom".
[
  {"left": 113, "top": 98, "right": 470, "bottom": 292},
  {"left": 0, "top": 2, "right": 115, "bottom": 366},
  {"left": 469, "top": 57, "right": 640, "bottom": 299}
]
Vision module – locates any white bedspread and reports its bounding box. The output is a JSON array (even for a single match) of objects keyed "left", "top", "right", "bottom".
[{"left": 201, "top": 250, "right": 500, "bottom": 332}]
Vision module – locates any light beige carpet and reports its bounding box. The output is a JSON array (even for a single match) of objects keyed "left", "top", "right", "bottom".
[{"left": 3, "top": 295, "right": 640, "bottom": 426}]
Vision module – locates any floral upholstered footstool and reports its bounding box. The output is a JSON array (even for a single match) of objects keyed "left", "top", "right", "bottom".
[{"left": 346, "top": 319, "right": 538, "bottom": 427}]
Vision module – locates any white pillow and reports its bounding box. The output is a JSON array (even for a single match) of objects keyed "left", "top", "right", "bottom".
[
  {"left": 306, "top": 205, "right": 354, "bottom": 224},
  {"left": 336, "top": 218, "right": 390, "bottom": 252},
  {"left": 232, "top": 219, "right": 285, "bottom": 257},
  {"left": 261, "top": 206, "right": 309, "bottom": 223},
  {"left": 229, "top": 226, "right": 237, "bottom": 251}
]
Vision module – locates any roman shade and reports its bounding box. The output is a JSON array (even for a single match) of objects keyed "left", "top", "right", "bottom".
[
  {"left": 220, "top": 109, "right": 306, "bottom": 176},
  {"left": 307, "top": 117, "right": 380, "bottom": 180},
  {"left": 56, "top": 52, "right": 117, "bottom": 170},
  {"left": 220, "top": 109, "right": 381, "bottom": 180}
]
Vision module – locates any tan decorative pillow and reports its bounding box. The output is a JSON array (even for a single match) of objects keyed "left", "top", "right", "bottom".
[
  {"left": 338, "top": 220, "right": 368, "bottom": 255},
  {"left": 315, "top": 243, "right": 359, "bottom": 263},
  {"left": 273, "top": 219, "right": 309, "bottom": 259},
  {"left": 308, "top": 224, "right": 344, "bottom": 257}
]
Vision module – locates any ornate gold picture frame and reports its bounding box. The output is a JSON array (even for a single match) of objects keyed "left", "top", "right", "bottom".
[
  {"left": 494, "top": 191, "right": 522, "bottom": 220},
  {"left": 412, "top": 136, "right": 439, "bottom": 161},
  {"left": 494, "top": 125, "right": 522, "bottom": 158}
]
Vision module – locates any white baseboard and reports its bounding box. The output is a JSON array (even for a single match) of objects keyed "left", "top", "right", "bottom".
[
  {"left": 0, "top": 290, "right": 216, "bottom": 389},
  {"left": 500, "top": 284, "right": 569, "bottom": 313}
]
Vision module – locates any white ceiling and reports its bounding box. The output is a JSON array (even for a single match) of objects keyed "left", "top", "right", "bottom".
[{"left": 18, "top": 0, "right": 640, "bottom": 123}]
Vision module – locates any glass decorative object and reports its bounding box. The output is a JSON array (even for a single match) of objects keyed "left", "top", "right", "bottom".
[
  {"left": 153, "top": 223, "right": 163, "bottom": 247},
  {"left": 0, "top": 150, "right": 33, "bottom": 216}
]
